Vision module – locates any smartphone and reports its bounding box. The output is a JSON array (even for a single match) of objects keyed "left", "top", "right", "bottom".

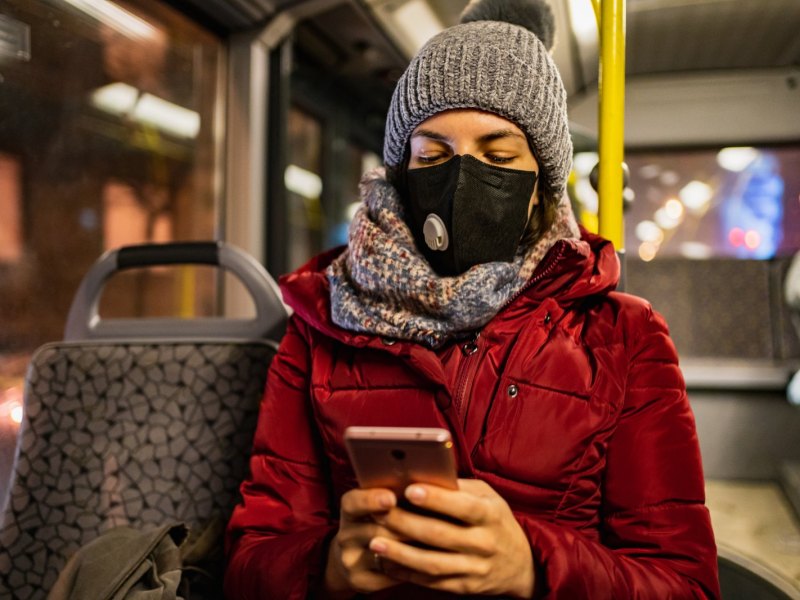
[{"left": 344, "top": 426, "right": 458, "bottom": 497}]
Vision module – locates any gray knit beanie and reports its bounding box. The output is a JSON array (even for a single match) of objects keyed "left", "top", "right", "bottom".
[{"left": 383, "top": 0, "right": 572, "bottom": 198}]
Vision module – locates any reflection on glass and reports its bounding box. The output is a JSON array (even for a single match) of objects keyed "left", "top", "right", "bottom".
[
  {"left": 102, "top": 180, "right": 172, "bottom": 250},
  {"left": 0, "top": 154, "right": 23, "bottom": 263},
  {"left": 287, "top": 107, "right": 323, "bottom": 272},
  {"left": 329, "top": 143, "right": 380, "bottom": 249},
  {"left": 623, "top": 147, "right": 800, "bottom": 260},
  {"left": 0, "top": 0, "right": 223, "bottom": 387},
  {"left": 284, "top": 105, "right": 382, "bottom": 272}
]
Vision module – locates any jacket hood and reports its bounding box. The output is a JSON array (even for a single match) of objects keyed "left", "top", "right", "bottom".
[{"left": 280, "top": 228, "right": 619, "bottom": 345}]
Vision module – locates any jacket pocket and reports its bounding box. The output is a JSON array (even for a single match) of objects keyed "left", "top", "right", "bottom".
[{"left": 473, "top": 376, "right": 603, "bottom": 490}]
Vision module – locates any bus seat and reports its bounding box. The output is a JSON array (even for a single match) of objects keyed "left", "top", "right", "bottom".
[
  {"left": 718, "top": 544, "right": 800, "bottom": 600},
  {"left": 0, "top": 242, "right": 287, "bottom": 599}
]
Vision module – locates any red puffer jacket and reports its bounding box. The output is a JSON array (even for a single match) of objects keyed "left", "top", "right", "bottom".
[{"left": 225, "top": 231, "right": 720, "bottom": 599}]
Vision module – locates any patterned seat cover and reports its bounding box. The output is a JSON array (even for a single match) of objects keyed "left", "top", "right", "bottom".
[
  {"left": 0, "top": 339, "right": 276, "bottom": 597},
  {"left": 0, "top": 241, "right": 285, "bottom": 598}
]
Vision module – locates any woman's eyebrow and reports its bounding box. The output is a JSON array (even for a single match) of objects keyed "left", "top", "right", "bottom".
[
  {"left": 410, "top": 128, "right": 450, "bottom": 142},
  {"left": 477, "top": 129, "right": 526, "bottom": 143}
]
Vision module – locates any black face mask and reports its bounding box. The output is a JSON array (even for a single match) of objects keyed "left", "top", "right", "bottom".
[{"left": 405, "top": 154, "right": 538, "bottom": 276}]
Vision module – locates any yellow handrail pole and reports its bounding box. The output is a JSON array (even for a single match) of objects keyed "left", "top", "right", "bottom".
[
  {"left": 597, "top": 0, "right": 626, "bottom": 251},
  {"left": 179, "top": 265, "right": 196, "bottom": 318}
]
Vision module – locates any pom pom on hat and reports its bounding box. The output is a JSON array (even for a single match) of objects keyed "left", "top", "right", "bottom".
[{"left": 460, "top": 0, "right": 556, "bottom": 51}]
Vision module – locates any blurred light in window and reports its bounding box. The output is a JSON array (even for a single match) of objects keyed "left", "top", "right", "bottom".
[
  {"left": 717, "top": 147, "right": 759, "bottom": 172},
  {"left": 573, "top": 152, "right": 599, "bottom": 177},
  {"left": 659, "top": 170, "right": 680, "bottom": 186},
  {"left": 655, "top": 205, "right": 682, "bottom": 230},
  {"left": 133, "top": 94, "right": 200, "bottom": 139},
  {"left": 63, "top": 0, "right": 158, "bottom": 40},
  {"left": 638, "top": 242, "right": 658, "bottom": 262},
  {"left": 744, "top": 230, "right": 761, "bottom": 250},
  {"left": 635, "top": 220, "right": 664, "bottom": 244},
  {"left": 0, "top": 154, "right": 23, "bottom": 263},
  {"left": 1, "top": 385, "right": 23, "bottom": 424},
  {"left": 346, "top": 202, "right": 362, "bottom": 222},
  {"left": 575, "top": 177, "right": 599, "bottom": 213},
  {"left": 728, "top": 227, "right": 745, "bottom": 247},
  {"left": 679, "top": 181, "right": 713, "bottom": 213},
  {"left": 103, "top": 181, "right": 172, "bottom": 251},
  {"left": 362, "top": 152, "right": 381, "bottom": 174},
  {"left": 680, "top": 241, "right": 713, "bottom": 260},
  {"left": 623, "top": 187, "right": 636, "bottom": 204},
  {"left": 91, "top": 83, "right": 200, "bottom": 138},
  {"left": 0, "top": 14, "right": 31, "bottom": 62},
  {"left": 638, "top": 164, "right": 661, "bottom": 180},
  {"left": 285, "top": 165, "right": 323, "bottom": 199},
  {"left": 91, "top": 82, "right": 138, "bottom": 115},
  {"left": 626, "top": 147, "right": 799, "bottom": 260},
  {"left": 664, "top": 198, "right": 684, "bottom": 220}
]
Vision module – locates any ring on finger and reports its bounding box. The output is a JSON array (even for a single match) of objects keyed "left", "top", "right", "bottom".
[{"left": 372, "top": 551, "right": 384, "bottom": 572}]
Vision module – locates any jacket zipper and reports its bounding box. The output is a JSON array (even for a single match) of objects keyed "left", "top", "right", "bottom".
[
  {"left": 499, "top": 242, "right": 566, "bottom": 314},
  {"left": 453, "top": 245, "right": 565, "bottom": 431},
  {"left": 453, "top": 332, "right": 482, "bottom": 428}
]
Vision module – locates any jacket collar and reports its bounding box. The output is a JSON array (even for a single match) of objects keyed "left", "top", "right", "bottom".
[{"left": 279, "top": 228, "right": 619, "bottom": 347}]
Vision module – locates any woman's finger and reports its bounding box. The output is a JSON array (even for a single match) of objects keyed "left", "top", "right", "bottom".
[
  {"left": 402, "top": 482, "right": 495, "bottom": 526},
  {"left": 369, "top": 536, "right": 485, "bottom": 578},
  {"left": 377, "top": 506, "right": 494, "bottom": 556},
  {"left": 340, "top": 488, "right": 396, "bottom": 521}
]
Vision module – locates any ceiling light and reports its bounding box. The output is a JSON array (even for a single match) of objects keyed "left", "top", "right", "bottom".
[
  {"left": 62, "top": 0, "right": 158, "bottom": 39},
  {"left": 91, "top": 82, "right": 138, "bottom": 115},
  {"left": 90, "top": 84, "right": 200, "bottom": 139},
  {"left": 133, "top": 94, "right": 200, "bottom": 139},
  {"left": 568, "top": 0, "right": 599, "bottom": 44},
  {"left": 389, "top": 0, "right": 444, "bottom": 54}
]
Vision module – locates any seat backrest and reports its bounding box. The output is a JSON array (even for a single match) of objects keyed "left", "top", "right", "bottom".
[
  {"left": 0, "top": 242, "right": 287, "bottom": 599},
  {"left": 718, "top": 545, "right": 800, "bottom": 600}
]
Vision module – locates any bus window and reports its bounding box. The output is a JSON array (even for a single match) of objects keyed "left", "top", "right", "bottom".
[
  {"left": 328, "top": 143, "right": 381, "bottom": 249},
  {"left": 624, "top": 147, "right": 800, "bottom": 262},
  {"left": 286, "top": 107, "right": 324, "bottom": 272},
  {"left": 0, "top": 1, "right": 224, "bottom": 390}
]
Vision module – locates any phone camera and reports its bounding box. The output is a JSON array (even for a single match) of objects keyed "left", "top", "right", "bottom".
[{"left": 391, "top": 449, "right": 406, "bottom": 461}]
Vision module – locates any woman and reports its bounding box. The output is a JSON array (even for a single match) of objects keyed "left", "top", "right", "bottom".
[{"left": 225, "top": 0, "right": 720, "bottom": 598}]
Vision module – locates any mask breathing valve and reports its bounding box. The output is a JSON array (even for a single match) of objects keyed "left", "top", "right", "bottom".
[{"left": 423, "top": 214, "right": 449, "bottom": 251}]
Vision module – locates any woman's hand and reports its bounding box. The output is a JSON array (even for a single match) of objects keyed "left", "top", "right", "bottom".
[
  {"left": 323, "top": 487, "right": 402, "bottom": 598},
  {"left": 369, "top": 479, "right": 535, "bottom": 598}
]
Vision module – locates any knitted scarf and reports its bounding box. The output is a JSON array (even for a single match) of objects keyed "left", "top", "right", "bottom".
[{"left": 327, "top": 168, "right": 580, "bottom": 347}]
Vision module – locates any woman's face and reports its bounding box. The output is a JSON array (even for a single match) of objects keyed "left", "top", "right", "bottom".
[{"left": 408, "top": 108, "right": 541, "bottom": 212}]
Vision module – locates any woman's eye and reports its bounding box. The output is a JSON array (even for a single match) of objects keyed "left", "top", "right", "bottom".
[
  {"left": 417, "top": 154, "right": 445, "bottom": 164},
  {"left": 486, "top": 154, "right": 514, "bottom": 164}
]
